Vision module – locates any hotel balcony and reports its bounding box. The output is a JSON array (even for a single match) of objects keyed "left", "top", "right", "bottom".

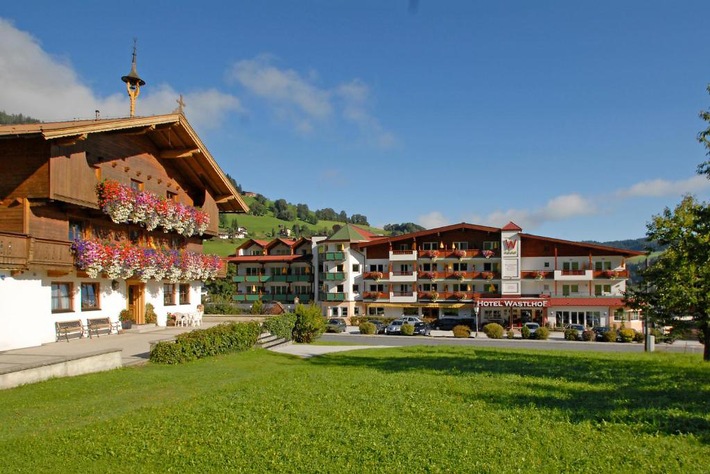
[
  {"left": 362, "top": 291, "right": 388, "bottom": 301},
  {"left": 233, "top": 275, "right": 271, "bottom": 283},
  {"left": 554, "top": 270, "right": 594, "bottom": 281},
  {"left": 417, "top": 291, "right": 473, "bottom": 302},
  {"left": 593, "top": 269, "right": 629, "bottom": 279},
  {"left": 323, "top": 251, "right": 346, "bottom": 261},
  {"left": 389, "top": 270, "right": 417, "bottom": 282},
  {"left": 390, "top": 291, "right": 417, "bottom": 303},
  {"left": 232, "top": 294, "right": 262, "bottom": 302},
  {"left": 319, "top": 292, "right": 346, "bottom": 302},
  {"left": 389, "top": 249, "right": 417, "bottom": 261},
  {"left": 269, "top": 274, "right": 313, "bottom": 282},
  {"left": 319, "top": 272, "right": 346, "bottom": 282}
]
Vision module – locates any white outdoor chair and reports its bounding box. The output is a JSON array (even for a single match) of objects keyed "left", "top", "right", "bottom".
[
  {"left": 191, "top": 309, "right": 203, "bottom": 327},
  {"left": 174, "top": 312, "right": 188, "bottom": 327}
]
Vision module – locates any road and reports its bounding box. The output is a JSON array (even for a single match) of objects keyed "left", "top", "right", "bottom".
[{"left": 320, "top": 332, "right": 704, "bottom": 355}]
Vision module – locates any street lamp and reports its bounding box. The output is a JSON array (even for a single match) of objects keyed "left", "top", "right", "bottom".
[{"left": 473, "top": 304, "right": 480, "bottom": 338}]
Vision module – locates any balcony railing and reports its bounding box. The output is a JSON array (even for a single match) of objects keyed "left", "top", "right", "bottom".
[
  {"left": 233, "top": 275, "right": 271, "bottom": 283},
  {"left": 323, "top": 252, "right": 345, "bottom": 261},
  {"left": 319, "top": 292, "right": 346, "bottom": 302},
  {"left": 319, "top": 272, "right": 346, "bottom": 281},
  {"left": 0, "top": 232, "right": 74, "bottom": 270}
]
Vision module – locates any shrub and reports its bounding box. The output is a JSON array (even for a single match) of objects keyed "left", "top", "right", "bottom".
[
  {"left": 452, "top": 325, "right": 471, "bottom": 338},
  {"left": 145, "top": 303, "right": 157, "bottom": 324},
  {"left": 521, "top": 325, "right": 531, "bottom": 339},
  {"left": 292, "top": 304, "right": 325, "bottom": 343},
  {"left": 506, "top": 330, "right": 515, "bottom": 339},
  {"left": 619, "top": 328, "right": 636, "bottom": 343},
  {"left": 602, "top": 329, "right": 618, "bottom": 342},
  {"left": 564, "top": 329, "right": 579, "bottom": 341},
  {"left": 534, "top": 327, "right": 550, "bottom": 340},
  {"left": 150, "top": 321, "right": 261, "bottom": 364},
  {"left": 250, "top": 300, "right": 264, "bottom": 315},
  {"left": 262, "top": 313, "right": 297, "bottom": 340},
  {"left": 359, "top": 322, "right": 376, "bottom": 335},
  {"left": 483, "top": 323, "right": 504, "bottom": 339},
  {"left": 401, "top": 323, "right": 415, "bottom": 336},
  {"left": 634, "top": 331, "right": 645, "bottom": 343},
  {"left": 582, "top": 330, "right": 595, "bottom": 341},
  {"left": 204, "top": 302, "right": 242, "bottom": 315}
]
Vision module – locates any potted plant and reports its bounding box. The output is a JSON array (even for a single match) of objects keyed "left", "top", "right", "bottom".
[
  {"left": 119, "top": 309, "right": 134, "bottom": 329},
  {"left": 145, "top": 303, "right": 157, "bottom": 325}
]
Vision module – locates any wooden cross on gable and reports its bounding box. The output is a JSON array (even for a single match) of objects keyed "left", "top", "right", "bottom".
[{"left": 174, "top": 94, "right": 186, "bottom": 114}]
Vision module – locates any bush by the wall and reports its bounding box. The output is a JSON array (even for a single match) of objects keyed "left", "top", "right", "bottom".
[
  {"left": 250, "top": 300, "right": 264, "bottom": 315},
  {"left": 262, "top": 313, "right": 297, "bottom": 341},
  {"left": 603, "top": 329, "right": 618, "bottom": 342},
  {"left": 150, "top": 321, "right": 261, "bottom": 364},
  {"left": 582, "top": 330, "right": 595, "bottom": 341},
  {"left": 506, "top": 330, "right": 515, "bottom": 339},
  {"left": 401, "top": 323, "right": 415, "bottom": 336},
  {"left": 483, "top": 323, "right": 504, "bottom": 339},
  {"left": 534, "top": 327, "right": 550, "bottom": 340},
  {"left": 204, "top": 303, "right": 243, "bottom": 315},
  {"left": 452, "top": 325, "right": 471, "bottom": 338},
  {"left": 359, "top": 322, "right": 376, "bottom": 335},
  {"left": 292, "top": 303, "right": 325, "bottom": 343},
  {"left": 564, "top": 328, "right": 579, "bottom": 341},
  {"left": 521, "top": 325, "right": 531, "bottom": 339},
  {"left": 145, "top": 303, "right": 157, "bottom": 324},
  {"left": 634, "top": 331, "right": 645, "bottom": 343},
  {"left": 619, "top": 328, "right": 636, "bottom": 343}
]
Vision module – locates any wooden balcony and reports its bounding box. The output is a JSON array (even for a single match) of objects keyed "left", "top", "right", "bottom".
[{"left": 0, "top": 232, "right": 74, "bottom": 271}]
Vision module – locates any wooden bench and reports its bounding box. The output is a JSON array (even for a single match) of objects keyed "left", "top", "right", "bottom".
[
  {"left": 56, "top": 320, "right": 85, "bottom": 342},
  {"left": 87, "top": 317, "right": 113, "bottom": 338}
]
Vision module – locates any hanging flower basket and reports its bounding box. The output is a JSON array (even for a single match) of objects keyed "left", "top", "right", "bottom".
[
  {"left": 482, "top": 250, "right": 494, "bottom": 259},
  {"left": 453, "top": 249, "right": 466, "bottom": 258}
]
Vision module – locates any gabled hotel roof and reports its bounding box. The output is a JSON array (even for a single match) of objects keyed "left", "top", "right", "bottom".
[{"left": 325, "top": 224, "right": 384, "bottom": 243}]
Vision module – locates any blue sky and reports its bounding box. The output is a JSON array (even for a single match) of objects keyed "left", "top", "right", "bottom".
[{"left": 2, "top": 1, "right": 709, "bottom": 242}]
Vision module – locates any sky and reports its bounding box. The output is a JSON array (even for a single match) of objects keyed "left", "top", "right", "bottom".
[{"left": 1, "top": 1, "right": 709, "bottom": 242}]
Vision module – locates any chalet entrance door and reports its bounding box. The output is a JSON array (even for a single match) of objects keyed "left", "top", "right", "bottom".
[{"left": 127, "top": 283, "right": 146, "bottom": 324}]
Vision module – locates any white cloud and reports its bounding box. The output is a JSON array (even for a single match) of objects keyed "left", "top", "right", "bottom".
[
  {"left": 228, "top": 55, "right": 395, "bottom": 146},
  {"left": 0, "top": 18, "right": 241, "bottom": 129},
  {"left": 617, "top": 175, "right": 710, "bottom": 198},
  {"left": 417, "top": 211, "right": 451, "bottom": 229}
]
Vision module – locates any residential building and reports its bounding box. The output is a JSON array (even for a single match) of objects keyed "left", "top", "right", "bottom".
[
  {"left": 0, "top": 113, "right": 246, "bottom": 350},
  {"left": 226, "top": 238, "right": 315, "bottom": 306}
]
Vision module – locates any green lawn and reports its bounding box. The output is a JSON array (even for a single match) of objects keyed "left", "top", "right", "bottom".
[{"left": 0, "top": 346, "right": 708, "bottom": 472}]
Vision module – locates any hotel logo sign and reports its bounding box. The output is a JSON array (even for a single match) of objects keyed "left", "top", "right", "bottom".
[
  {"left": 476, "top": 299, "right": 549, "bottom": 308},
  {"left": 502, "top": 239, "right": 518, "bottom": 256}
]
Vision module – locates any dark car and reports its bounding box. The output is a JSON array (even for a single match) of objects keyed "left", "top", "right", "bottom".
[
  {"left": 326, "top": 318, "right": 347, "bottom": 333},
  {"left": 593, "top": 326, "right": 621, "bottom": 342},
  {"left": 370, "top": 320, "right": 386, "bottom": 334},
  {"left": 567, "top": 324, "right": 586, "bottom": 340},
  {"left": 413, "top": 321, "right": 432, "bottom": 336},
  {"left": 433, "top": 318, "right": 476, "bottom": 331}
]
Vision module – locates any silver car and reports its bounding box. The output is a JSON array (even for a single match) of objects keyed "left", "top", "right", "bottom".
[{"left": 384, "top": 319, "right": 405, "bottom": 335}]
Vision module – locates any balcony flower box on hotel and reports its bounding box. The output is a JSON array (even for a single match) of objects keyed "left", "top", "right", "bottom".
[
  {"left": 453, "top": 249, "right": 466, "bottom": 258},
  {"left": 482, "top": 250, "right": 494, "bottom": 258},
  {"left": 420, "top": 250, "right": 439, "bottom": 259},
  {"left": 71, "top": 239, "right": 222, "bottom": 282},
  {"left": 97, "top": 180, "right": 210, "bottom": 237},
  {"left": 535, "top": 271, "right": 547, "bottom": 280}
]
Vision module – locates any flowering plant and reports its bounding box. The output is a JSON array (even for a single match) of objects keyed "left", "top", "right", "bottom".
[
  {"left": 452, "top": 271, "right": 464, "bottom": 280},
  {"left": 481, "top": 271, "right": 494, "bottom": 280},
  {"left": 96, "top": 180, "right": 210, "bottom": 237},
  {"left": 535, "top": 270, "right": 547, "bottom": 280},
  {"left": 71, "top": 239, "right": 222, "bottom": 282},
  {"left": 453, "top": 291, "right": 467, "bottom": 300},
  {"left": 419, "top": 271, "right": 435, "bottom": 279},
  {"left": 453, "top": 249, "right": 466, "bottom": 258},
  {"left": 420, "top": 250, "right": 439, "bottom": 258},
  {"left": 482, "top": 249, "right": 494, "bottom": 258}
]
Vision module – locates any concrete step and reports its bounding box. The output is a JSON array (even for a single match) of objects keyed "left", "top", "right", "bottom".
[{"left": 257, "top": 332, "right": 290, "bottom": 349}]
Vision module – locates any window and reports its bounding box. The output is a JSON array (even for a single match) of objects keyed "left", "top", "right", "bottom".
[
  {"left": 131, "top": 179, "right": 143, "bottom": 191},
  {"left": 342, "top": 307, "right": 349, "bottom": 317},
  {"left": 352, "top": 284, "right": 359, "bottom": 293},
  {"left": 51, "top": 282, "right": 73, "bottom": 312},
  {"left": 336, "top": 264, "right": 344, "bottom": 272},
  {"left": 422, "top": 242, "right": 438, "bottom": 250},
  {"left": 368, "top": 306, "right": 385, "bottom": 316},
  {"left": 562, "top": 284, "right": 579, "bottom": 296},
  {"left": 68, "top": 221, "right": 83, "bottom": 241},
  {"left": 167, "top": 190, "right": 177, "bottom": 201},
  {"left": 369, "top": 284, "right": 385, "bottom": 292},
  {"left": 452, "top": 263, "right": 468, "bottom": 271},
  {"left": 594, "top": 261, "right": 613, "bottom": 271},
  {"left": 354, "top": 306, "right": 361, "bottom": 316},
  {"left": 81, "top": 283, "right": 100, "bottom": 310},
  {"left": 179, "top": 284, "right": 190, "bottom": 304},
  {"left": 369, "top": 264, "right": 384, "bottom": 272},
  {"left": 246, "top": 267, "right": 260, "bottom": 276},
  {"left": 352, "top": 264, "right": 360, "bottom": 272},
  {"left": 563, "top": 261, "right": 580, "bottom": 271},
  {"left": 595, "top": 284, "right": 612, "bottom": 296},
  {"left": 129, "top": 228, "right": 141, "bottom": 244},
  {"left": 544, "top": 262, "right": 550, "bottom": 268},
  {"left": 164, "top": 284, "right": 176, "bottom": 305},
  {"left": 454, "top": 241, "right": 468, "bottom": 250},
  {"left": 273, "top": 286, "right": 288, "bottom": 295},
  {"left": 336, "top": 284, "right": 344, "bottom": 293},
  {"left": 483, "top": 241, "right": 499, "bottom": 250}
]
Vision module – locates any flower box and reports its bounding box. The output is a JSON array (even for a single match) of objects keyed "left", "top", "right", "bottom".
[{"left": 96, "top": 180, "right": 210, "bottom": 237}]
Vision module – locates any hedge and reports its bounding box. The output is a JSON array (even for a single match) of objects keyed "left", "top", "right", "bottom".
[
  {"left": 262, "top": 313, "right": 297, "bottom": 341},
  {"left": 150, "top": 321, "right": 261, "bottom": 364}
]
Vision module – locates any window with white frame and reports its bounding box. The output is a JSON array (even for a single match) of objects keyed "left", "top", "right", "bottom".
[
  {"left": 422, "top": 242, "right": 438, "bottom": 250},
  {"left": 483, "top": 241, "right": 499, "bottom": 250},
  {"left": 454, "top": 241, "right": 468, "bottom": 250}
]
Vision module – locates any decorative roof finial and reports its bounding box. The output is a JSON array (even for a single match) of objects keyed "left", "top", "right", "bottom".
[{"left": 121, "top": 39, "right": 146, "bottom": 117}]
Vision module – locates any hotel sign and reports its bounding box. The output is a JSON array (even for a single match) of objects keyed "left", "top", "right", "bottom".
[
  {"left": 502, "top": 239, "right": 518, "bottom": 256},
  {"left": 476, "top": 299, "right": 549, "bottom": 308}
]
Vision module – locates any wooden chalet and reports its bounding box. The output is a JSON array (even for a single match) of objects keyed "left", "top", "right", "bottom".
[{"left": 0, "top": 113, "right": 246, "bottom": 350}]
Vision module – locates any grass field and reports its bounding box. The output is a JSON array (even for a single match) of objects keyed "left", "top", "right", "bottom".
[{"left": 0, "top": 346, "right": 708, "bottom": 472}]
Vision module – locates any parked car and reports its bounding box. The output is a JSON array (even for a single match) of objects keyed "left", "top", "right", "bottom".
[
  {"left": 400, "top": 316, "right": 424, "bottom": 325},
  {"left": 523, "top": 322, "right": 540, "bottom": 337},
  {"left": 384, "top": 319, "right": 405, "bottom": 335},
  {"left": 413, "top": 321, "right": 432, "bottom": 336},
  {"left": 326, "top": 318, "right": 347, "bottom": 333},
  {"left": 567, "top": 324, "right": 586, "bottom": 340},
  {"left": 433, "top": 317, "right": 476, "bottom": 331},
  {"left": 370, "top": 320, "right": 387, "bottom": 334}
]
